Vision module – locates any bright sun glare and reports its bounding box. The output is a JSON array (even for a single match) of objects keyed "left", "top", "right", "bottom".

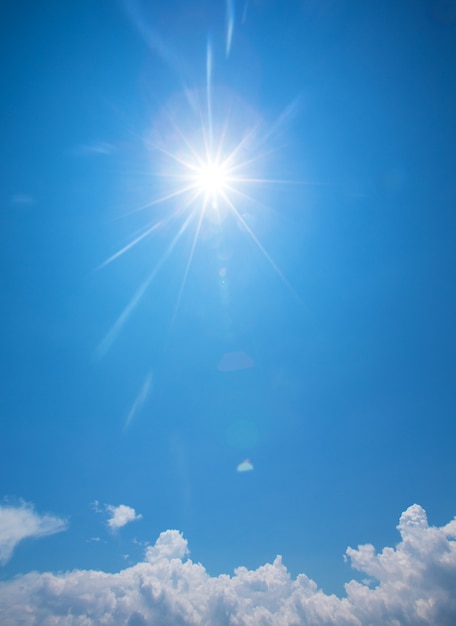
[
  {"left": 97, "top": 47, "right": 302, "bottom": 356},
  {"left": 194, "top": 160, "right": 228, "bottom": 199}
]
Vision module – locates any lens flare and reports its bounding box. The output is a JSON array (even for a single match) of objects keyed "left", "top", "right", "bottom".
[{"left": 97, "top": 43, "right": 304, "bottom": 355}]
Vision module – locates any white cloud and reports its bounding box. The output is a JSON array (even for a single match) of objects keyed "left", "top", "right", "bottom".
[
  {"left": 0, "top": 505, "right": 455, "bottom": 625},
  {"left": 237, "top": 458, "right": 254, "bottom": 472},
  {"left": 0, "top": 502, "right": 67, "bottom": 565},
  {"left": 145, "top": 528, "right": 188, "bottom": 562},
  {"left": 106, "top": 504, "right": 142, "bottom": 530}
]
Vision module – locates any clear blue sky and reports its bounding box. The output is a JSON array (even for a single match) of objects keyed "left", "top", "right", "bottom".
[{"left": 1, "top": 0, "right": 456, "bottom": 622}]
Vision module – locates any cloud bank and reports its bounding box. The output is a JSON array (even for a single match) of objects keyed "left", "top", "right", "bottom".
[
  {"left": 0, "top": 502, "right": 67, "bottom": 565},
  {"left": 0, "top": 504, "right": 455, "bottom": 625}
]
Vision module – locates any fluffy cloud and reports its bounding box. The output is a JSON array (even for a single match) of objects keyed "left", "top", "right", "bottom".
[
  {"left": 0, "top": 502, "right": 67, "bottom": 565},
  {"left": 106, "top": 504, "right": 142, "bottom": 530},
  {"left": 0, "top": 505, "right": 455, "bottom": 625},
  {"left": 343, "top": 504, "right": 456, "bottom": 626}
]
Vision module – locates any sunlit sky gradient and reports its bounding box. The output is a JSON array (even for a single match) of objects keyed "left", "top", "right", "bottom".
[{"left": 1, "top": 0, "right": 456, "bottom": 622}]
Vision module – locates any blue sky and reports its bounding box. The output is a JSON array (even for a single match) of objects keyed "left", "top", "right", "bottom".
[{"left": 1, "top": 0, "right": 456, "bottom": 623}]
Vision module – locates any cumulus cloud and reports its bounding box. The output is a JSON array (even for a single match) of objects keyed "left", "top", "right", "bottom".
[
  {"left": 0, "top": 505, "right": 455, "bottom": 625},
  {"left": 106, "top": 504, "right": 142, "bottom": 530},
  {"left": 0, "top": 501, "right": 67, "bottom": 565}
]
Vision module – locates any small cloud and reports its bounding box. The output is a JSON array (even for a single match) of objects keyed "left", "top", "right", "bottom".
[
  {"left": 91, "top": 500, "right": 102, "bottom": 514},
  {"left": 218, "top": 351, "right": 254, "bottom": 372},
  {"left": 106, "top": 504, "right": 142, "bottom": 531},
  {"left": 0, "top": 501, "right": 67, "bottom": 565},
  {"left": 237, "top": 458, "right": 254, "bottom": 472},
  {"left": 132, "top": 537, "right": 144, "bottom": 544}
]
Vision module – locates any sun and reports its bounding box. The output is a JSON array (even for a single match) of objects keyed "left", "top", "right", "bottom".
[
  {"left": 194, "top": 159, "right": 228, "bottom": 199},
  {"left": 96, "top": 81, "right": 302, "bottom": 356}
]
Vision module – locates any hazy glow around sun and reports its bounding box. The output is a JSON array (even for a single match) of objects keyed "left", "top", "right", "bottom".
[{"left": 96, "top": 86, "right": 302, "bottom": 355}]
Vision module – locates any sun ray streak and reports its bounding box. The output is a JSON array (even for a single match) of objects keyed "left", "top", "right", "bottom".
[
  {"left": 165, "top": 123, "right": 207, "bottom": 170},
  {"left": 169, "top": 205, "right": 206, "bottom": 333},
  {"left": 149, "top": 137, "right": 204, "bottom": 172},
  {"left": 221, "top": 191, "right": 303, "bottom": 305},
  {"left": 121, "top": 183, "right": 198, "bottom": 218},
  {"left": 242, "top": 0, "right": 249, "bottom": 23},
  {"left": 96, "top": 211, "right": 194, "bottom": 358},
  {"left": 226, "top": 0, "right": 235, "bottom": 57},
  {"left": 215, "top": 114, "right": 231, "bottom": 165},
  {"left": 222, "top": 142, "right": 283, "bottom": 174},
  {"left": 96, "top": 220, "right": 165, "bottom": 270},
  {"left": 124, "top": 372, "right": 153, "bottom": 431},
  {"left": 262, "top": 96, "right": 303, "bottom": 143},
  {"left": 220, "top": 124, "right": 261, "bottom": 169},
  {"left": 227, "top": 177, "right": 319, "bottom": 185},
  {"left": 206, "top": 38, "right": 213, "bottom": 152}
]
